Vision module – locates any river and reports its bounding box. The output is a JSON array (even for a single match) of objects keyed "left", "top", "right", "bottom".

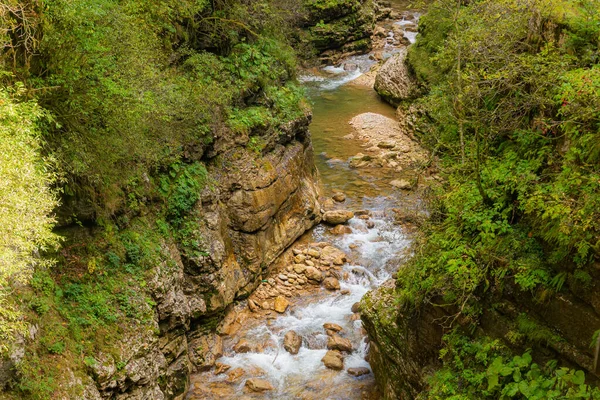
[{"left": 186, "top": 3, "right": 421, "bottom": 399}]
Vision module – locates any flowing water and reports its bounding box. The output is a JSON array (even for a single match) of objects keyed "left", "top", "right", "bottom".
[{"left": 187, "top": 4, "right": 421, "bottom": 399}]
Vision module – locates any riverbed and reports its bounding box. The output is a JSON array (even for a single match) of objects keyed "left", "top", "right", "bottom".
[{"left": 186, "top": 3, "right": 422, "bottom": 399}]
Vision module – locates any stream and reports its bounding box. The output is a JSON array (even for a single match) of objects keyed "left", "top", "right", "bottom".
[{"left": 187, "top": 3, "right": 421, "bottom": 399}]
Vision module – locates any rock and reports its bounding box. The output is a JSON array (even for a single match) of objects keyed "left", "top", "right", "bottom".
[
  {"left": 333, "top": 255, "right": 346, "bottom": 265},
  {"left": 215, "top": 363, "right": 231, "bottom": 375},
  {"left": 366, "top": 221, "right": 375, "bottom": 229},
  {"left": 190, "top": 333, "right": 223, "bottom": 371},
  {"left": 278, "top": 273, "right": 288, "bottom": 281},
  {"left": 341, "top": 289, "right": 350, "bottom": 295},
  {"left": 351, "top": 302, "right": 361, "bottom": 313},
  {"left": 283, "top": 331, "right": 303, "bottom": 355},
  {"left": 234, "top": 339, "right": 251, "bottom": 354},
  {"left": 323, "top": 277, "right": 341, "bottom": 291},
  {"left": 294, "top": 254, "right": 306, "bottom": 263},
  {"left": 324, "top": 323, "right": 343, "bottom": 332},
  {"left": 293, "top": 264, "right": 306, "bottom": 274},
  {"left": 307, "top": 248, "right": 321, "bottom": 258},
  {"left": 350, "top": 313, "right": 361, "bottom": 321},
  {"left": 332, "top": 192, "right": 346, "bottom": 202},
  {"left": 344, "top": 63, "right": 358, "bottom": 72},
  {"left": 374, "top": 49, "right": 417, "bottom": 106},
  {"left": 323, "top": 210, "right": 354, "bottom": 225},
  {"left": 274, "top": 296, "right": 289, "bottom": 313},
  {"left": 331, "top": 225, "right": 353, "bottom": 235},
  {"left": 322, "top": 350, "right": 344, "bottom": 370},
  {"left": 245, "top": 378, "right": 274, "bottom": 392},
  {"left": 348, "top": 367, "right": 371, "bottom": 377},
  {"left": 327, "top": 335, "right": 353, "bottom": 353},
  {"left": 322, "top": 198, "right": 336, "bottom": 211},
  {"left": 227, "top": 367, "right": 245, "bottom": 382},
  {"left": 374, "top": 26, "right": 386, "bottom": 37},
  {"left": 261, "top": 301, "right": 271, "bottom": 310},
  {"left": 293, "top": 248, "right": 303, "bottom": 256},
  {"left": 304, "top": 266, "right": 324, "bottom": 282},
  {"left": 248, "top": 299, "right": 259, "bottom": 312},
  {"left": 377, "top": 140, "right": 396, "bottom": 149},
  {"left": 390, "top": 179, "right": 411, "bottom": 190}
]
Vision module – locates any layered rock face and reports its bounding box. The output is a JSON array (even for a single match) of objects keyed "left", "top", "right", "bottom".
[{"left": 83, "top": 113, "right": 321, "bottom": 399}]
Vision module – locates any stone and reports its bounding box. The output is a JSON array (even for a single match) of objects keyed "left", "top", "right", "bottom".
[
  {"left": 366, "top": 221, "right": 375, "bottom": 229},
  {"left": 377, "top": 140, "right": 396, "bottom": 149},
  {"left": 227, "top": 368, "right": 245, "bottom": 382},
  {"left": 189, "top": 333, "right": 223, "bottom": 371},
  {"left": 390, "top": 179, "right": 411, "bottom": 190},
  {"left": 323, "top": 277, "right": 341, "bottom": 291},
  {"left": 283, "top": 331, "right": 303, "bottom": 355},
  {"left": 245, "top": 378, "right": 274, "bottom": 392},
  {"left": 305, "top": 260, "right": 315, "bottom": 266},
  {"left": 293, "top": 248, "right": 303, "bottom": 256},
  {"left": 331, "top": 225, "right": 353, "bottom": 235},
  {"left": 323, "top": 210, "right": 354, "bottom": 225},
  {"left": 278, "top": 273, "right": 288, "bottom": 281},
  {"left": 214, "top": 363, "right": 231, "bottom": 375},
  {"left": 332, "top": 192, "right": 346, "bottom": 202},
  {"left": 261, "top": 301, "right": 271, "bottom": 310},
  {"left": 304, "top": 266, "right": 323, "bottom": 282},
  {"left": 323, "top": 323, "right": 343, "bottom": 332},
  {"left": 350, "top": 313, "right": 361, "bottom": 322},
  {"left": 234, "top": 339, "right": 251, "bottom": 354},
  {"left": 374, "top": 26, "right": 386, "bottom": 37},
  {"left": 344, "top": 63, "right": 359, "bottom": 72},
  {"left": 294, "top": 254, "right": 306, "bottom": 263},
  {"left": 293, "top": 264, "right": 306, "bottom": 274},
  {"left": 374, "top": 49, "right": 417, "bottom": 106},
  {"left": 307, "top": 248, "right": 321, "bottom": 258},
  {"left": 274, "top": 296, "right": 289, "bottom": 313},
  {"left": 322, "top": 350, "right": 344, "bottom": 370},
  {"left": 327, "top": 335, "right": 353, "bottom": 353},
  {"left": 248, "top": 299, "right": 259, "bottom": 312},
  {"left": 348, "top": 367, "right": 371, "bottom": 377},
  {"left": 351, "top": 302, "right": 361, "bottom": 313},
  {"left": 341, "top": 289, "right": 351, "bottom": 295},
  {"left": 333, "top": 255, "right": 346, "bottom": 265}
]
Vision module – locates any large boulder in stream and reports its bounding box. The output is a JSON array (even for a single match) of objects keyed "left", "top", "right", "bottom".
[
  {"left": 327, "top": 334, "right": 353, "bottom": 353},
  {"left": 245, "top": 378, "right": 274, "bottom": 392},
  {"left": 322, "top": 350, "right": 345, "bottom": 370},
  {"left": 283, "top": 330, "right": 303, "bottom": 355},
  {"left": 374, "top": 49, "right": 417, "bottom": 106},
  {"left": 323, "top": 210, "right": 354, "bottom": 225}
]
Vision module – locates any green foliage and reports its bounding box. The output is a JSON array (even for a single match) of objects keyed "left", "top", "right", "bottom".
[
  {"left": 426, "top": 332, "right": 600, "bottom": 399},
  {"left": 159, "top": 162, "right": 207, "bottom": 223}
]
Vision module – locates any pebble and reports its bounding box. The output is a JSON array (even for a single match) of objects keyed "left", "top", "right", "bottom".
[{"left": 278, "top": 274, "right": 288, "bottom": 281}]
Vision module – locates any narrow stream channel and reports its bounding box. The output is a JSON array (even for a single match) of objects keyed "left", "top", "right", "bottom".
[{"left": 187, "top": 3, "right": 421, "bottom": 398}]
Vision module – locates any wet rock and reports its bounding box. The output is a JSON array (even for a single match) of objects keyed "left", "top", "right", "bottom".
[
  {"left": 374, "top": 26, "right": 386, "bottom": 37},
  {"left": 234, "top": 339, "right": 251, "bottom": 354},
  {"left": 390, "top": 179, "right": 411, "bottom": 190},
  {"left": 274, "top": 296, "right": 289, "bottom": 313},
  {"left": 351, "top": 302, "right": 361, "bottom": 313},
  {"left": 333, "top": 255, "right": 346, "bottom": 265},
  {"left": 214, "top": 363, "right": 231, "bottom": 375},
  {"left": 293, "top": 264, "right": 306, "bottom": 274},
  {"left": 344, "top": 63, "right": 359, "bottom": 72},
  {"left": 323, "top": 210, "right": 354, "bottom": 225},
  {"left": 327, "top": 335, "right": 353, "bottom": 353},
  {"left": 293, "top": 248, "right": 303, "bottom": 256},
  {"left": 378, "top": 140, "right": 396, "bottom": 149},
  {"left": 348, "top": 367, "right": 371, "bottom": 377},
  {"left": 366, "top": 221, "right": 376, "bottom": 229},
  {"left": 322, "top": 350, "right": 344, "bottom": 370},
  {"left": 227, "top": 368, "right": 245, "bottom": 382},
  {"left": 190, "top": 333, "right": 223, "bottom": 371},
  {"left": 245, "top": 378, "right": 274, "bottom": 392},
  {"left": 374, "top": 49, "right": 417, "bottom": 106},
  {"left": 332, "top": 192, "right": 347, "bottom": 202},
  {"left": 323, "top": 277, "right": 341, "bottom": 291},
  {"left": 341, "top": 289, "right": 351, "bottom": 295},
  {"left": 324, "top": 323, "right": 343, "bottom": 333},
  {"left": 354, "top": 210, "right": 371, "bottom": 216},
  {"left": 304, "top": 266, "right": 324, "bottom": 282},
  {"left": 283, "top": 331, "right": 303, "bottom": 355},
  {"left": 350, "top": 313, "right": 361, "bottom": 322},
  {"left": 331, "top": 225, "right": 353, "bottom": 235},
  {"left": 278, "top": 273, "right": 288, "bottom": 281},
  {"left": 322, "top": 198, "right": 336, "bottom": 211}
]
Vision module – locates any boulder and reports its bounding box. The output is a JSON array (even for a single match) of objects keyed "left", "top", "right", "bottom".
[
  {"left": 323, "top": 210, "right": 354, "bottom": 225},
  {"left": 390, "top": 179, "right": 411, "bottom": 190},
  {"left": 324, "top": 323, "right": 343, "bottom": 332},
  {"left": 234, "top": 339, "right": 251, "bottom": 354},
  {"left": 348, "top": 367, "right": 371, "bottom": 377},
  {"left": 245, "top": 378, "right": 274, "bottom": 392},
  {"left": 274, "top": 296, "right": 290, "bottom": 313},
  {"left": 327, "top": 335, "right": 353, "bottom": 353},
  {"left": 332, "top": 192, "right": 346, "bottom": 202},
  {"left": 323, "top": 277, "right": 341, "bottom": 291},
  {"left": 374, "top": 49, "right": 417, "bottom": 106},
  {"left": 304, "top": 266, "right": 324, "bottom": 282},
  {"left": 351, "top": 302, "right": 361, "bottom": 313},
  {"left": 331, "top": 225, "right": 353, "bottom": 235},
  {"left": 322, "top": 350, "right": 344, "bottom": 370},
  {"left": 283, "top": 331, "right": 303, "bottom": 355}
]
